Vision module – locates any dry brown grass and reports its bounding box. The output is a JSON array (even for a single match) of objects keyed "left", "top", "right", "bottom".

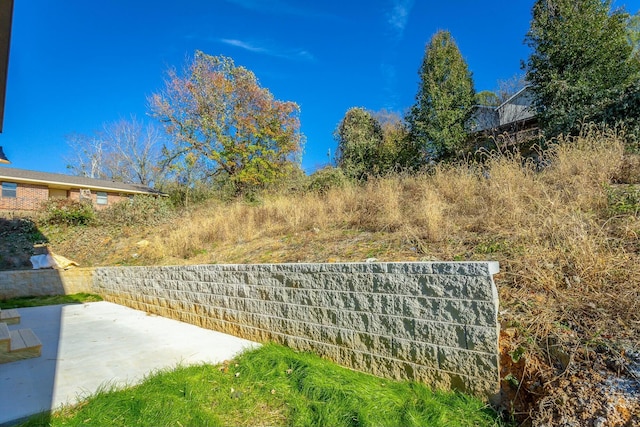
[{"left": 45, "top": 128, "right": 640, "bottom": 424}]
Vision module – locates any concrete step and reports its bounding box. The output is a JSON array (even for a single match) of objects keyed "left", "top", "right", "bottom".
[
  {"left": 10, "top": 329, "right": 42, "bottom": 352},
  {"left": 0, "top": 325, "right": 42, "bottom": 364},
  {"left": 0, "top": 308, "right": 20, "bottom": 325},
  {"left": 0, "top": 322, "right": 9, "bottom": 352}
]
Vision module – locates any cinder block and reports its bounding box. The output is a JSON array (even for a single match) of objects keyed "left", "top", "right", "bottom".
[
  {"left": 370, "top": 354, "right": 404, "bottom": 380},
  {"left": 392, "top": 337, "right": 438, "bottom": 367},
  {"left": 286, "top": 288, "right": 313, "bottom": 306},
  {"left": 437, "top": 347, "right": 499, "bottom": 379},
  {"left": 464, "top": 275, "right": 497, "bottom": 301},
  {"left": 411, "top": 365, "right": 452, "bottom": 390},
  {"left": 306, "top": 306, "right": 339, "bottom": 326},
  {"left": 431, "top": 262, "right": 498, "bottom": 276},
  {"left": 414, "top": 320, "right": 466, "bottom": 349},
  {"left": 370, "top": 314, "right": 414, "bottom": 340},
  {"left": 464, "top": 325, "right": 499, "bottom": 353},
  {"left": 337, "top": 310, "right": 371, "bottom": 332},
  {"left": 317, "top": 290, "right": 342, "bottom": 309},
  {"left": 338, "top": 347, "right": 373, "bottom": 371},
  {"left": 420, "top": 275, "right": 467, "bottom": 299},
  {"left": 373, "top": 274, "right": 416, "bottom": 294},
  {"left": 386, "top": 263, "right": 434, "bottom": 275},
  {"left": 464, "top": 376, "right": 500, "bottom": 398},
  {"left": 443, "top": 300, "right": 497, "bottom": 327},
  {"left": 401, "top": 296, "right": 449, "bottom": 321}
]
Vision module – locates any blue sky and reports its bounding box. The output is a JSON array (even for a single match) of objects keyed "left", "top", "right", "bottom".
[{"left": 2, "top": 0, "right": 638, "bottom": 177}]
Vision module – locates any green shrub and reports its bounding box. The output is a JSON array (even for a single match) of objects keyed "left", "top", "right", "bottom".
[
  {"left": 606, "top": 184, "right": 640, "bottom": 216},
  {"left": 307, "top": 167, "right": 349, "bottom": 193},
  {"left": 269, "top": 165, "right": 310, "bottom": 195},
  {"left": 39, "top": 199, "right": 95, "bottom": 226},
  {"left": 96, "top": 195, "right": 174, "bottom": 227},
  {"left": 161, "top": 181, "right": 226, "bottom": 207}
]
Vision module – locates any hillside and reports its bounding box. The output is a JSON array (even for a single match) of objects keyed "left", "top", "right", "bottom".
[{"left": 2, "top": 129, "right": 639, "bottom": 425}]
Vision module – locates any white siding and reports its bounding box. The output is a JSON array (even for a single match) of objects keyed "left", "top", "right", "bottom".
[{"left": 497, "top": 89, "right": 535, "bottom": 126}]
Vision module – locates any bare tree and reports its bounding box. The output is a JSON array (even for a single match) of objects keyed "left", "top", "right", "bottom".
[
  {"left": 65, "top": 133, "right": 106, "bottom": 179},
  {"left": 65, "top": 116, "right": 166, "bottom": 187},
  {"left": 496, "top": 73, "right": 528, "bottom": 103}
]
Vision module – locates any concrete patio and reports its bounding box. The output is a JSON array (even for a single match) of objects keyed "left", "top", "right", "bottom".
[{"left": 0, "top": 301, "right": 258, "bottom": 425}]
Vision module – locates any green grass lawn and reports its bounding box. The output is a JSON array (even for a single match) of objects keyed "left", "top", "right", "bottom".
[
  {"left": 0, "top": 293, "right": 102, "bottom": 309},
  {"left": 19, "top": 343, "right": 504, "bottom": 427}
]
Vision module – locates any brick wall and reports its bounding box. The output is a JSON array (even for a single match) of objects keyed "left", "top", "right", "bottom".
[
  {"left": 0, "top": 184, "right": 133, "bottom": 211},
  {"left": 0, "top": 183, "right": 48, "bottom": 210},
  {"left": 68, "top": 189, "right": 130, "bottom": 210},
  {"left": 94, "top": 262, "right": 500, "bottom": 398}
]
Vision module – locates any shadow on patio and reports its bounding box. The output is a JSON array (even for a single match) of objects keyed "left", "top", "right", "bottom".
[{"left": 0, "top": 294, "right": 257, "bottom": 426}]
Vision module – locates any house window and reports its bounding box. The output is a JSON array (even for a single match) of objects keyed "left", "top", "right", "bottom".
[
  {"left": 1, "top": 182, "right": 17, "bottom": 198},
  {"left": 96, "top": 192, "right": 108, "bottom": 205}
]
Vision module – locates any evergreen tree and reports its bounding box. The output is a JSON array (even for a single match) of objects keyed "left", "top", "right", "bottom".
[
  {"left": 407, "top": 30, "right": 475, "bottom": 161},
  {"left": 372, "top": 109, "right": 421, "bottom": 172},
  {"left": 524, "top": 0, "right": 640, "bottom": 137},
  {"left": 334, "top": 107, "right": 384, "bottom": 180}
]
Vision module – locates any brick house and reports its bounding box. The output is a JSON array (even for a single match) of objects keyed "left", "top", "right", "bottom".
[{"left": 0, "top": 166, "right": 163, "bottom": 211}]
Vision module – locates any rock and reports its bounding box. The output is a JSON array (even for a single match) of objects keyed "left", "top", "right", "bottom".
[
  {"left": 136, "top": 239, "right": 150, "bottom": 248},
  {"left": 593, "top": 416, "right": 606, "bottom": 427}
]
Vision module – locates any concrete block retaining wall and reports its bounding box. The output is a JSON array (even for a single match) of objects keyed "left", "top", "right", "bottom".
[
  {"left": 0, "top": 268, "right": 95, "bottom": 299},
  {"left": 94, "top": 262, "right": 500, "bottom": 397}
]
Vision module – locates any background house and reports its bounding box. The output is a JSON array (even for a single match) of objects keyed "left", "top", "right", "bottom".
[
  {"left": 468, "top": 86, "right": 538, "bottom": 145},
  {"left": 0, "top": 167, "right": 162, "bottom": 211},
  {"left": 468, "top": 105, "right": 499, "bottom": 133}
]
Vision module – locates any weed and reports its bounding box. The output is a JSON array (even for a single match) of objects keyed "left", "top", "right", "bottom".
[
  {"left": 504, "top": 374, "right": 520, "bottom": 388},
  {"left": 606, "top": 184, "right": 640, "bottom": 216},
  {"left": 476, "top": 240, "right": 509, "bottom": 254},
  {"left": 509, "top": 347, "right": 526, "bottom": 363},
  {"left": 307, "top": 166, "right": 349, "bottom": 193},
  {"left": 96, "top": 195, "right": 174, "bottom": 227},
  {"left": 39, "top": 200, "right": 95, "bottom": 226}
]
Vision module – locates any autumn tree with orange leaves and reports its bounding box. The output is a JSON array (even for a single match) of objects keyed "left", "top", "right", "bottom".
[{"left": 150, "top": 51, "right": 304, "bottom": 193}]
